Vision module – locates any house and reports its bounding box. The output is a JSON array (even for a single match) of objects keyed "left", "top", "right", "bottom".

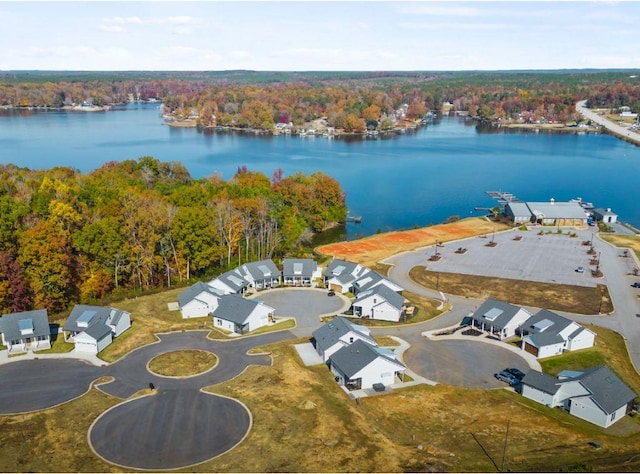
[
  {"left": 211, "top": 295, "right": 275, "bottom": 334},
  {"left": 505, "top": 202, "right": 534, "bottom": 224},
  {"left": 353, "top": 271, "right": 403, "bottom": 295},
  {"left": 207, "top": 269, "right": 250, "bottom": 295},
  {"left": 324, "top": 258, "right": 370, "bottom": 293},
  {"left": 351, "top": 285, "right": 406, "bottom": 322},
  {"left": 178, "top": 281, "right": 225, "bottom": 319},
  {"left": 238, "top": 259, "right": 281, "bottom": 290},
  {"left": 282, "top": 258, "right": 321, "bottom": 287},
  {"left": 519, "top": 309, "right": 595, "bottom": 358},
  {"left": 63, "top": 305, "right": 131, "bottom": 354},
  {"left": 521, "top": 366, "right": 636, "bottom": 428},
  {"left": 0, "top": 309, "right": 51, "bottom": 353},
  {"left": 311, "top": 316, "right": 377, "bottom": 362},
  {"left": 592, "top": 208, "right": 618, "bottom": 224},
  {"left": 469, "top": 298, "right": 532, "bottom": 340},
  {"left": 328, "top": 339, "right": 406, "bottom": 390}
]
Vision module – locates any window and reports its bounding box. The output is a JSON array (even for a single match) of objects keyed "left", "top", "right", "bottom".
[
  {"left": 349, "top": 337, "right": 354, "bottom": 343},
  {"left": 611, "top": 412, "right": 617, "bottom": 421}
]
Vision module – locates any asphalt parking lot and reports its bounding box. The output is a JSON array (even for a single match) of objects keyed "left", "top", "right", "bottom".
[{"left": 424, "top": 228, "right": 601, "bottom": 287}]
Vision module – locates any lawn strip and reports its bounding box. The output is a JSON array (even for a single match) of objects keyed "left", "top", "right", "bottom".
[{"left": 148, "top": 349, "right": 217, "bottom": 377}]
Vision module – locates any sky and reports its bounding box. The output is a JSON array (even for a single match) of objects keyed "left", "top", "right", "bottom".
[{"left": 0, "top": 1, "right": 639, "bottom": 71}]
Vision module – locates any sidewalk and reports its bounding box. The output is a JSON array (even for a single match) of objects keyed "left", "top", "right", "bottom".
[{"left": 0, "top": 348, "right": 107, "bottom": 367}]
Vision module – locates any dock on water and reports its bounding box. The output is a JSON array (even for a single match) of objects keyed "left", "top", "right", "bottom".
[{"left": 346, "top": 215, "right": 362, "bottom": 223}]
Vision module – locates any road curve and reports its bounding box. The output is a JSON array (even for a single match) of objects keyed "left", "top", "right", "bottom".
[{"left": 576, "top": 99, "right": 640, "bottom": 145}]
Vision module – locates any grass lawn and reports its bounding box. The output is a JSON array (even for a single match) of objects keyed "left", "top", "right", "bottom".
[
  {"left": 248, "top": 318, "right": 296, "bottom": 335},
  {"left": 37, "top": 339, "right": 74, "bottom": 354},
  {"left": 600, "top": 234, "right": 640, "bottom": 260},
  {"left": 351, "top": 291, "right": 447, "bottom": 328},
  {"left": 148, "top": 349, "right": 218, "bottom": 377},
  {"left": 196, "top": 339, "right": 640, "bottom": 473},
  {"left": 408, "top": 267, "right": 613, "bottom": 315}
]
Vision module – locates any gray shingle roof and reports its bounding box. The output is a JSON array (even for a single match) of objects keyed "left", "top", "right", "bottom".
[
  {"left": 354, "top": 284, "right": 405, "bottom": 310},
  {"left": 329, "top": 339, "right": 404, "bottom": 379},
  {"left": 211, "top": 295, "right": 264, "bottom": 325},
  {"left": 64, "top": 304, "right": 127, "bottom": 337},
  {"left": 311, "top": 317, "right": 376, "bottom": 353},
  {"left": 83, "top": 322, "right": 113, "bottom": 341},
  {"left": 577, "top": 366, "right": 637, "bottom": 414},
  {"left": 325, "top": 259, "right": 358, "bottom": 277},
  {"left": 215, "top": 269, "right": 250, "bottom": 292},
  {"left": 520, "top": 309, "right": 586, "bottom": 348},
  {"left": 283, "top": 258, "right": 317, "bottom": 277},
  {"left": 0, "top": 309, "right": 50, "bottom": 341},
  {"left": 506, "top": 202, "right": 533, "bottom": 218},
  {"left": 527, "top": 201, "right": 588, "bottom": 220},
  {"left": 521, "top": 370, "right": 562, "bottom": 395},
  {"left": 471, "top": 298, "right": 529, "bottom": 331},
  {"left": 178, "top": 281, "right": 224, "bottom": 307},
  {"left": 241, "top": 259, "right": 281, "bottom": 281},
  {"left": 354, "top": 271, "right": 388, "bottom": 292}
]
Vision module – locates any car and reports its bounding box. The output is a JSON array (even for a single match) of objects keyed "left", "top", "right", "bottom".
[
  {"left": 505, "top": 367, "right": 526, "bottom": 380},
  {"left": 632, "top": 282, "right": 640, "bottom": 288},
  {"left": 495, "top": 370, "right": 519, "bottom": 386},
  {"left": 327, "top": 289, "right": 336, "bottom": 296},
  {"left": 575, "top": 266, "right": 584, "bottom": 273}
]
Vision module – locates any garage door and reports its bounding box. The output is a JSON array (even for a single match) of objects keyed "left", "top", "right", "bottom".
[
  {"left": 75, "top": 340, "right": 98, "bottom": 354},
  {"left": 330, "top": 283, "right": 342, "bottom": 292},
  {"left": 523, "top": 342, "right": 539, "bottom": 357}
]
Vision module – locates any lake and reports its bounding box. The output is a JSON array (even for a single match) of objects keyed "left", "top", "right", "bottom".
[{"left": 2, "top": 103, "right": 640, "bottom": 238}]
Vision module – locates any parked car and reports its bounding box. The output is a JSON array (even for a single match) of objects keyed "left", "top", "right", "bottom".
[
  {"left": 495, "top": 370, "right": 519, "bottom": 386},
  {"left": 631, "top": 282, "right": 640, "bottom": 288},
  {"left": 575, "top": 266, "right": 584, "bottom": 273},
  {"left": 327, "top": 289, "right": 336, "bottom": 296},
  {"left": 505, "top": 367, "right": 526, "bottom": 380}
]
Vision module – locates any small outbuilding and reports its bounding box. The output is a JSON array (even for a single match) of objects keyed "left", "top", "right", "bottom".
[
  {"left": 592, "top": 208, "right": 618, "bottom": 224},
  {"left": 0, "top": 309, "right": 51, "bottom": 353}
]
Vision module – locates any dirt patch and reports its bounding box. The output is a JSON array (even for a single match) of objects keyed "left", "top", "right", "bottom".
[
  {"left": 317, "top": 217, "right": 509, "bottom": 268},
  {"left": 409, "top": 268, "right": 613, "bottom": 315}
]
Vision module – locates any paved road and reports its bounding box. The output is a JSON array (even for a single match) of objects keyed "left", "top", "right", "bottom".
[
  {"left": 90, "top": 389, "right": 250, "bottom": 470},
  {"left": 576, "top": 99, "right": 640, "bottom": 145}
]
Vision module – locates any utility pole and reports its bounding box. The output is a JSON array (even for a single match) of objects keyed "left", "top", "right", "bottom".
[{"left": 501, "top": 420, "right": 510, "bottom": 472}]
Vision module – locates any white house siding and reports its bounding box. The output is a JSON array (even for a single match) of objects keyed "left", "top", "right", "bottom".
[
  {"left": 213, "top": 317, "right": 236, "bottom": 333},
  {"left": 351, "top": 357, "right": 405, "bottom": 389},
  {"left": 568, "top": 396, "right": 612, "bottom": 428},
  {"left": 111, "top": 312, "right": 131, "bottom": 337},
  {"left": 208, "top": 280, "right": 235, "bottom": 295},
  {"left": 536, "top": 341, "right": 566, "bottom": 359},
  {"left": 567, "top": 329, "right": 596, "bottom": 352},
  {"left": 74, "top": 332, "right": 112, "bottom": 354},
  {"left": 180, "top": 300, "right": 212, "bottom": 319},
  {"left": 504, "top": 309, "right": 533, "bottom": 338},
  {"left": 522, "top": 385, "right": 557, "bottom": 407},
  {"left": 371, "top": 302, "right": 401, "bottom": 322}
]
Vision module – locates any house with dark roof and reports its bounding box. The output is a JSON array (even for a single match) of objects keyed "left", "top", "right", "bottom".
[
  {"left": 282, "top": 258, "right": 321, "bottom": 287},
  {"left": 311, "top": 316, "right": 377, "bottom": 362},
  {"left": 469, "top": 298, "right": 532, "bottom": 340},
  {"left": 328, "top": 339, "right": 406, "bottom": 390},
  {"left": 353, "top": 270, "right": 403, "bottom": 295},
  {"left": 592, "top": 208, "right": 618, "bottom": 224},
  {"left": 519, "top": 309, "right": 595, "bottom": 358},
  {"left": 351, "top": 285, "right": 407, "bottom": 322},
  {"left": 324, "top": 258, "right": 370, "bottom": 293},
  {"left": 211, "top": 295, "right": 275, "bottom": 334},
  {"left": 521, "top": 366, "right": 636, "bottom": 428},
  {"left": 178, "top": 281, "right": 225, "bottom": 319},
  {"left": 0, "top": 309, "right": 51, "bottom": 353},
  {"left": 207, "top": 269, "right": 250, "bottom": 295},
  {"left": 238, "top": 259, "right": 281, "bottom": 290},
  {"left": 63, "top": 304, "right": 131, "bottom": 354}
]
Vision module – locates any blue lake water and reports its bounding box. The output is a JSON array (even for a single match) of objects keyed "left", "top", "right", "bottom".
[{"left": 2, "top": 103, "right": 640, "bottom": 238}]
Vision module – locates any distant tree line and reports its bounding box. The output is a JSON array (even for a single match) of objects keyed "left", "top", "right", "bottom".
[
  {"left": 2, "top": 70, "right": 639, "bottom": 127},
  {"left": 0, "top": 158, "right": 346, "bottom": 314}
]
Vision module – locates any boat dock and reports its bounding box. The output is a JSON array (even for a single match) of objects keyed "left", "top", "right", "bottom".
[
  {"left": 485, "top": 190, "right": 520, "bottom": 205},
  {"left": 346, "top": 215, "right": 362, "bottom": 224}
]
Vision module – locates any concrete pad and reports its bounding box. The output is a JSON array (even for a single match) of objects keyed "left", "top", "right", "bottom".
[
  {"left": 295, "top": 343, "right": 324, "bottom": 366},
  {"left": 167, "top": 301, "right": 179, "bottom": 311}
]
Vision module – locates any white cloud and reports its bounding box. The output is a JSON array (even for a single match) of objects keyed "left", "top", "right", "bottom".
[
  {"left": 398, "top": 22, "right": 515, "bottom": 31},
  {"left": 99, "top": 25, "right": 125, "bottom": 33},
  {"left": 102, "top": 16, "right": 143, "bottom": 25},
  {"left": 398, "top": 4, "right": 480, "bottom": 17}
]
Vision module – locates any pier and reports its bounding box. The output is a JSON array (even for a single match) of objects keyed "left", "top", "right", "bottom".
[{"left": 346, "top": 215, "right": 362, "bottom": 224}]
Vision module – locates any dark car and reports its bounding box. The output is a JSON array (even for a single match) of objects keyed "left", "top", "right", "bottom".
[
  {"left": 632, "top": 282, "right": 640, "bottom": 288},
  {"left": 495, "top": 370, "right": 519, "bottom": 386},
  {"left": 505, "top": 367, "right": 526, "bottom": 380},
  {"left": 327, "top": 289, "right": 336, "bottom": 296}
]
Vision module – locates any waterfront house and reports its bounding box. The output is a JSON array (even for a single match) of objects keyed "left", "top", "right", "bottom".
[
  {"left": 238, "top": 259, "right": 281, "bottom": 290},
  {"left": 282, "top": 258, "right": 321, "bottom": 287},
  {"left": 0, "top": 309, "right": 51, "bottom": 353},
  {"left": 207, "top": 269, "right": 250, "bottom": 295},
  {"left": 211, "top": 295, "right": 275, "bottom": 334},
  {"left": 328, "top": 339, "right": 406, "bottom": 390},
  {"left": 592, "top": 208, "right": 618, "bottom": 224},
  {"left": 311, "top": 316, "right": 377, "bottom": 362},
  {"left": 521, "top": 366, "right": 636, "bottom": 428},
  {"left": 351, "top": 285, "right": 406, "bottom": 322},
  {"left": 469, "top": 298, "right": 532, "bottom": 340},
  {"left": 63, "top": 305, "right": 131, "bottom": 354},
  {"left": 178, "top": 281, "right": 226, "bottom": 319},
  {"left": 519, "top": 309, "right": 595, "bottom": 358},
  {"left": 324, "top": 258, "right": 370, "bottom": 293}
]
